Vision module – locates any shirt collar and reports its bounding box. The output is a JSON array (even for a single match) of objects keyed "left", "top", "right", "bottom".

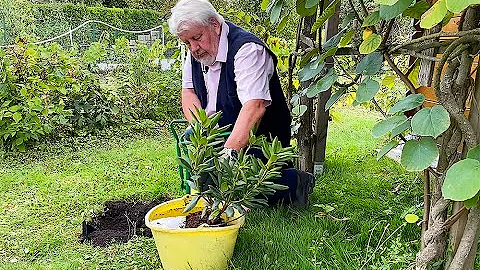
[{"left": 214, "top": 21, "right": 229, "bottom": 64}]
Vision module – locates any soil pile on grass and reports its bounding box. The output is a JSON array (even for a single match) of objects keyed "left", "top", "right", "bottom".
[{"left": 81, "top": 198, "right": 168, "bottom": 247}]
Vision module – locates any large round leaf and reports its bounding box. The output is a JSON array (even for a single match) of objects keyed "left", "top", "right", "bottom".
[
  {"left": 362, "top": 11, "right": 381, "bottom": 27},
  {"left": 292, "top": 104, "right": 308, "bottom": 117},
  {"left": 372, "top": 115, "right": 407, "bottom": 138},
  {"left": 411, "top": 105, "right": 450, "bottom": 138},
  {"left": 355, "top": 52, "right": 384, "bottom": 76},
  {"left": 296, "top": 0, "right": 317, "bottom": 16},
  {"left": 391, "top": 119, "right": 411, "bottom": 137},
  {"left": 359, "top": 34, "right": 382, "bottom": 54},
  {"left": 306, "top": 0, "right": 321, "bottom": 8},
  {"left": 299, "top": 58, "right": 325, "bottom": 82},
  {"left": 403, "top": 0, "right": 430, "bottom": 19},
  {"left": 401, "top": 137, "right": 439, "bottom": 171},
  {"left": 306, "top": 69, "right": 338, "bottom": 98},
  {"left": 420, "top": 0, "right": 447, "bottom": 29},
  {"left": 374, "top": 0, "right": 400, "bottom": 5},
  {"left": 270, "top": 1, "right": 283, "bottom": 24},
  {"left": 442, "top": 159, "right": 480, "bottom": 201},
  {"left": 326, "top": 87, "right": 347, "bottom": 110},
  {"left": 446, "top": 0, "right": 480, "bottom": 13},
  {"left": 387, "top": 94, "right": 425, "bottom": 115},
  {"left": 379, "top": 0, "right": 415, "bottom": 21},
  {"left": 467, "top": 144, "right": 480, "bottom": 162},
  {"left": 377, "top": 140, "right": 399, "bottom": 160},
  {"left": 356, "top": 78, "right": 380, "bottom": 103}
]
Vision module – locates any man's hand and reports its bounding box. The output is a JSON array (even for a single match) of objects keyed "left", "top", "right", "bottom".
[{"left": 219, "top": 147, "right": 238, "bottom": 164}]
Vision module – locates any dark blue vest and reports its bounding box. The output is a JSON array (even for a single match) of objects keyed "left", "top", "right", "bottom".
[{"left": 191, "top": 21, "right": 291, "bottom": 147}]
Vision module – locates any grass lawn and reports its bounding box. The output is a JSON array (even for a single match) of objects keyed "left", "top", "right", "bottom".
[{"left": 0, "top": 106, "right": 423, "bottom": 269}]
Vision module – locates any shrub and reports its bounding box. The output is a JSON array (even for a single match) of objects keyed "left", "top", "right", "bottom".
[{"left": 0, "top": 43, "right": 79, "bottom": 150}]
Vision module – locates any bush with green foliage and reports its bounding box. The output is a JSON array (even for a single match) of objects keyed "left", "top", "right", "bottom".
[
  {"left": 0, "top": 43, "right": 78, "bottom": 150},
  {"left": 0, "top": 39, "right": 182, "bottom": 151}
]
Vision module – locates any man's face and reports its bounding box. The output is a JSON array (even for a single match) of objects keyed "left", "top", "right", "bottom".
[{"left": 178, "top": 19, "right": 221, "bottom": 66}]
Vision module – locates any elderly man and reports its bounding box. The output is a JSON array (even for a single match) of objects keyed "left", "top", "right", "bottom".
[{"left": 168, "top": 0, "right": 314, "bottom": 206}]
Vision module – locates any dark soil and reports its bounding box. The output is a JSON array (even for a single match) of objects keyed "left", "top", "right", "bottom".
[
  {"left": 184, "top": 211, "right": 223, "bottom": 228},
  {"left": 81, "top": 198, "right": 169, "bottom": 247}
]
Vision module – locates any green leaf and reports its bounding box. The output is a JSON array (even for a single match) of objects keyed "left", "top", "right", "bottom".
[
  {"left": 411, "top": 105, "right": 450, "bottom": 138},
  {"left": 362, "top": 11, "right": 382, "bottom": 27},
  {"left": 405, "top": 213, "right": 419, "bottom": 223},
  {"left": 464, "top": 191, "right": 479, "bottom": 209},
  {"left": 339, "top": 29, "right": 355, "bottom": 47},
  {"left": 372, "top": 115, "right": 408, "bottom": 138},
  {"left": 261, "top": 0, "right": 270, "bottom": 10},
  {"left": 12, "top": 112, "right": 22, "bottom": 122},
  {"left": 277, "top": 16, "right": 288, "bottom": 32},
  {"left": 311, "top": 0, "right": 340, "bottom": 33},
  {"left": 391, "top": 119, "right": 411, "bottom": 137},
  {"left": 306, "top": 69, "right": 338, "bottom": 98},
  {"left": 442, "top": 159, "right": 480, "bottom": 201},
  {"left": 319, "top": 47, "right": 338, "bottom": 63},
  {"left": 467, "top": 144, "right": 480, "bottom": 162},
  {"left": 296, "top": 0, "right": 317, "bottom": 16},
  {"left": 379, "top": 0, "right": 415, "bottom": 21},
  {"left": 183, "top": 195, "right": 201, "bottom": 213},
  {"left": 292, "top": 104, "right": 308, "bottom": 116},
  {"left": 403, "top": 1, "right": 430, "bottom": 19},
  {"left": 326, "top": 87, "right": 347, "bottom": 110},
  {"left": 356, "top": 78, "right": 380, "bottom": 103},
  {"left": 270, "top": 1, "right": 283, "bottom": 24},
  {"left": 323, "top": 28, "right": 347, "bottom": 50},
  {"left": 377, "top": 140, "right": 399, "bottom": 160},
  {"left": 355, "top": 52, "right": 384, "bottom": 76},
  {"left": 374, "top": 0, "right": 400, "bottom": 6},
  {"left": 446, "top": 0, "right": 480, "bottom": 13},
  {"left": 387, "top": 94, "right": 425, "bottom": 115},
  {"left": 341, "top": 13, "right": 356, "bottom": 28},
  {"left": 299, "top": 58, "right": 325, "bottom": 82},
  {"left": 9, "top": 105, "right": 19, "bottom": 112},
  {"left": 299, "top": 48, "right": 320, "bottom": 67},
  {"left": 401, "top": 137, "right": 439, "bottom": 171},
  {"left": 420, "top": 0, "right": 447, "bottom": 29},
  {"left": 359, "top": 33, "right": 382, "bottom": 54},
  {"left": 306, "top": 0, "right": 320, "bottom": 8},
  {"left": 382, "top": 75, "right": 396, "bottom": 88}
]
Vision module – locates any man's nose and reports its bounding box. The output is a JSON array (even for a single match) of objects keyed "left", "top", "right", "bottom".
[{"left": 189, "top": 41, "right": 200, "bottom": 52}]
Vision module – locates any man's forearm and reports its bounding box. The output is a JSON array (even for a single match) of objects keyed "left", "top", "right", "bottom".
[
  {"left": 181, "top": 88, "right": 202, "bottom": 123},
  {"left": 224, "top": 99, "right": 267, "bottom": 151}
]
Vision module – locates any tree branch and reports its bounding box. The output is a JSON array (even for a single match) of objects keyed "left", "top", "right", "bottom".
[
  {"left": 389, "top": 28, "right": 480, "bottom": 54},
  {"left": 384, "top": 53, "right": 417, "bottom": 94},
  {"left": 397, "top": 49, "right": 441, "bottom": 62},
  {"left": 347, "top": 0, "right": 363, "bottom": 25},
  {"left": 434, "top": 35, "right": 480, "bottom": 149},
  {"left": 447, "top": 205, "right": 480, "bottom": 270}
]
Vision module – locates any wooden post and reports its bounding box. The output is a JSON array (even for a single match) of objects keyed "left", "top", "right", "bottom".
[{"left": 313, "top": 8, "right": 338, "bottom": 176}]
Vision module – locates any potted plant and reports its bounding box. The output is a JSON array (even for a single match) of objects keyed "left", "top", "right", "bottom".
[{"left": 145, "top": 108, "right": 295, "bottom": 270}]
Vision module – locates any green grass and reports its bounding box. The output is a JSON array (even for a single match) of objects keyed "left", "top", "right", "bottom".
[{"left": 0, "top": 107, "right": 422, "bottom": 269}]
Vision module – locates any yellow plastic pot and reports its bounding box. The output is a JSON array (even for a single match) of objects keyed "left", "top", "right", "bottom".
[{"left": 145, "top": 195, "right": 245, "bottom": 270}]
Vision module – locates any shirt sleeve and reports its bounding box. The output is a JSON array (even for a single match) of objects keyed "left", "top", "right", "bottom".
[
  {"left": 233, "top": 43, "right": 274, "bottom": 105},
  {"left": 182, "top": 51, "right": 194, "bottom": 89}
]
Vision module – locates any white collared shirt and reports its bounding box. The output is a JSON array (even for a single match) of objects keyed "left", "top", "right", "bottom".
[{"left": 182, "top": 22, "right": 273, "bottom": 115}]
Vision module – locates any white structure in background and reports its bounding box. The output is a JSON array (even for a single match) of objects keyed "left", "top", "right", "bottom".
[{"left": 1, "top": 20, "right": 185, "bottom": 71}]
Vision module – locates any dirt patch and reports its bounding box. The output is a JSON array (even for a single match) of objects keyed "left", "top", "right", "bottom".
[
  {"left": 184, "top": 211, "right": 224, "bottom": 228},
  {"left": 81, "top": 198, "right": 169, "bottom": 247}
]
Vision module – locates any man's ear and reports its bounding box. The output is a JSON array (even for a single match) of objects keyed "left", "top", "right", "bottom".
[{"left": 209, "top": 17, "right": 221, "bottom": 35}]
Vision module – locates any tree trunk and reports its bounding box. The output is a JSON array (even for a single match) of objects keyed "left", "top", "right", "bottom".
[{"left": 298, "top": 14, "right": 316, "bottom": 172}]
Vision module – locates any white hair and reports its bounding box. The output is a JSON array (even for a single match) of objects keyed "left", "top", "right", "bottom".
[{"left": 168, "top": 0, "right": 224, "bottom": 35}]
